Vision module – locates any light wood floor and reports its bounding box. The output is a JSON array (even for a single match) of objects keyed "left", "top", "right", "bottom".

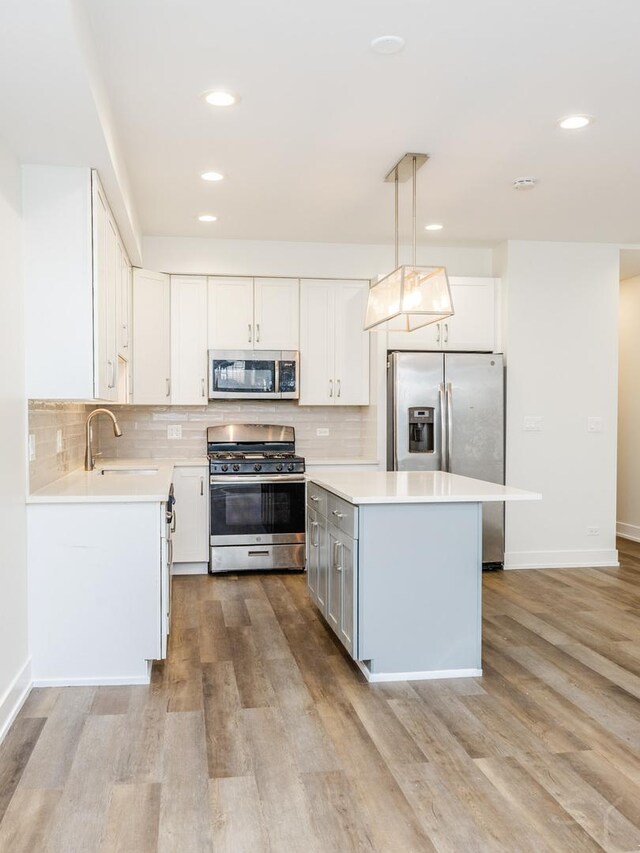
[{"left": 2, "top": 541, "right": 640, "bottom": 852}]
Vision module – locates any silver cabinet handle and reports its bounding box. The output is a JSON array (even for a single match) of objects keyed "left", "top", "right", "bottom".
[
  {"left": 166, "top": 378, "right": 171, "bottom": 397},
  {"left": 436, "top": 324, "right": 441, "bottom": 344},
  {"left": 337, "top": 379, "right": 341, "bottom": 398},
  {"left": 256, "top": 323, "right": 260, "bottom": 343},
  {"left": 310, "top": 495, "right": 320, "bottom": 502},
  {"left": 332, "top": 510, "right": 345, "bottom": 519},
  {"left": 329, "top": 379, "right": 333, "bottom": 398},
  {"left": 248, "top": 324, "right": 252, "bottom": 343},
  {"left": 171, "top": 510, "right": 176, "bottom": 533},
  {"left": 333, "top": 541, "right": 343, "bottom": 571},
  {"left": 201, "top": 378, "right": 206, "bottom": 398},
  {"left": 444, "top": 322, "right": 449, "bottom": 344},
  {"left": 311, "top": 521, "right": 319, "bottom": 547},
  {"left": 200, "top": 477, "right": 204, "bottom": 496},
  {"left": 446, "top": 382, "right": 453, "bottom": 471},
  {"left": 439, "top": 382, "right": 447, "bottom": 472},
  {"left": 107, "top": 360, "right": 115, "bottom": 389}
]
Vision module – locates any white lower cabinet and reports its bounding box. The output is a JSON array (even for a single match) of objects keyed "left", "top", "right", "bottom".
[
  {"left": 171, "top": 466, "right": 209, "bottom": 564},
  {"left": 307, "top": 488, "right": 357, "bottom": 657}
]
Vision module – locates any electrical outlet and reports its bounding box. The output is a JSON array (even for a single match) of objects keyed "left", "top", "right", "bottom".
[
  {"left": 167, "top": 425, "right": 182, "bottom": 440},
  {"left": 587, "top": 526, "right": 600, "bottom": 536},
  {"left": 29, "top": 434, "right": 36, "bottom": 461},
  {"left": 56, "top": 429, "right": 63, "bottom": 452},
  {"left": 587, "top": 417, "right": 603, "bottom": 433},
  {"left": 523, "top": 416, "right": 543, "bottom": 431},
  {"left": 316, "top": 428, "right": 330, "bottom": 437}
]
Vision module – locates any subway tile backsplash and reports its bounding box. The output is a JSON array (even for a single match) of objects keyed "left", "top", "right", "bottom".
[
  {"left": 96, "top": 402, "right": 377, "bottom": 461},
  {"left": 28, "top": 401, "right": 98, "bottom": 492}
]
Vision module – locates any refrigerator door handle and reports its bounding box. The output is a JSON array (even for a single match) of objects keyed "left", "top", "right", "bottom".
[
  {"left": 439, "top": 382, "right": 447, "bottom": 471},
  {"left": 446, "top": 382, "right": 453, "bottom": 471},
  {"left": 393, "top": 355, "right": 399, "bottom": 471}
]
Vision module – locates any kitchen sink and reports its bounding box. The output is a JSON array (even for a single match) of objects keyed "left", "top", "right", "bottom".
[{"left": 98, "top": 468, "right": 159, "bottom": 476}]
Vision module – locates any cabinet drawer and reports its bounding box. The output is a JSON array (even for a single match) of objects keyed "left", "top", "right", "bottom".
[
  {"left": 327, "top": 493, "right": 358, "bottom": 538},
  {"left": 307, "top": 484, "right": 328, "bottom": 517}
]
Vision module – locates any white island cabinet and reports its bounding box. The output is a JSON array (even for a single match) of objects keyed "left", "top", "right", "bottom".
[
  {"left": 27, "top": 465, "right": 174, "bottom": 685},
  {"left": 306, "top": 471, "right": 540, "bottom": 682}
]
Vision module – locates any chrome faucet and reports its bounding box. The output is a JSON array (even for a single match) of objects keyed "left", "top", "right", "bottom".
[{"left": 85, "top": 408, "right": 123, "bottom": 471}]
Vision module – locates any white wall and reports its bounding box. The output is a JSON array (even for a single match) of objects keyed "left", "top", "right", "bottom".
[
  {"left": 0, "top": 138, "right": 29, "bottom": 737},
  {"left": 501, "top": 241, "right": 620, "bottom": 568},
  {"left": 143, "top": 235, "right": 494, "bottom": 279},
  {"left": 617, "top": 274, "right": 640, "bottom": 541}
]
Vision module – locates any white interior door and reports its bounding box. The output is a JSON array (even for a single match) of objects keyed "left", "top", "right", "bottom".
[
  {"left": 254, "top": 278, "right": 299, "bottom": 350},
  {"left": 299, "top": 280, "right": 334, "bottom": 405},
  {"left": 170, "top": 276, "right": 208, "bottom": 404},
  {"left": 207, "top": 277, "right": 254, "bottom": 349},
  {"left": 333, "top": 281, "right": 370, "bottom": 406}
]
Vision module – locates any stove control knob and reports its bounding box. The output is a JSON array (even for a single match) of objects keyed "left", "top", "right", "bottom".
[
  {"left": 221, "top": 464, "right": 229, "bottom": 472},
  {"left": 232, "top": 464, "right": 240, "bottom": 472},
  {"left": 254, "top": 463, "right": 262, "bottom": 472},
  {"left": 276, "top": 463, "right": 284, "bottom": 472},
  {"left": 287, "top": 462, "right": 295, "bottom": 472}
]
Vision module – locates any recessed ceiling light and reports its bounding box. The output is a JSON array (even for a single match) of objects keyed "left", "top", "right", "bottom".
[
  {"left": 197, "top": 214, "right": 217, "bottom": 222},
  {"left": 424, "top": 223, "right": 443, "bottom": 231},
  {"left": 201, "top": 171, "right": 224, "bottom": 182},
  {"left": 513, "top": 177, "right": 537, "bottom": 190},
  {"left": 204, "top": 90, "right": 237, "bottom": 107},
  {"left": 370, "top": 35, "right": 405, "bottom": 55},
  {"left": 558, "top": 114, "right": 593, "bottom": 130}
]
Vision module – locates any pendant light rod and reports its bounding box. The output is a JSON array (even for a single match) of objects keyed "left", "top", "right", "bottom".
[
  {"left": 412, "top": 154, "right": 417, "bottom": 266},
  {"left": 385, "top": 153, "right": 428, "bottom": 267}
]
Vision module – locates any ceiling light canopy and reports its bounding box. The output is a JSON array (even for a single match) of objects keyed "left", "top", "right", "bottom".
[
  {"left": 198, "top": 214, "right": 217, "bottom": 222},
  {"left": 370, "top": 35, "right": 405, "bottom": 55},
  {"left": 204, "top": 90, "right": 237, "bottom": 107},
  {"left": 364, "top": 154, "right": 454, "bottom": 332},
  {"left": 513, "top": 177, "right": 537, "bottom": 190},
  {"left": 201, "top": 171, "right": 224, "bottom": 182},
  {"left": 558, "top": 114, "right": 593, "bottom": 130}
]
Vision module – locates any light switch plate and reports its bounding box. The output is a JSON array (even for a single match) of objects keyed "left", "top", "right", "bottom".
[
  {"left": 316, "top": 428, "right": 330, "bottom": 436},
  {"left": 29, "top": 434, "right": 36, "bottom": 461},
  {"left": 523, "top": 416, "right": 543, "bottom": 431},
  {"left": 167, "top": 425, "right": 182, "bottom": 440},
  {"left": 587, "top": 417, "right": 603, "bottom": 433}
]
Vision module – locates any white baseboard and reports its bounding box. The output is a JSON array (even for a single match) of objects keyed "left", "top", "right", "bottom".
[
  {"left": 0, "top": 658, "right": 32, "bottom": 745},
  {"left": 616, "top": 522, "right": 640, "bottom": 542},
  {"left": 356, "top": 660, "right": 482, "bottom": 683},
  {"left": 172, "top": 561, "right": 208, "bottom": 575},
  {"left": 32, "top": 673, "right": 150, "bottom": 687},
  {"left": 504, "top": 548, "right": 619, "bottom": 570}
]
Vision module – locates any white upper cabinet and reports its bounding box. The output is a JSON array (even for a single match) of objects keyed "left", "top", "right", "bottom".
[
  {"left": 300, "top": 280, "right": 370, "bottom": 406},
  {"left": 387, "top": 277, "right": 497, "bottom": 352},
  {"left": 132, "top": 269, "right": 171, "bottom": 404},
  {"left": 117, "top": 239, "right": 131, "bottom": 359},
  {"left": 170, "top": 276, "right": 208, "bottom": 405},
  {"left": 253, "top": 278, "right": 299, "bottom": 350},
  {"left": 92, "top": 175, "right": 118, "bottom": 402},
  {"left": 208, "top": 276, "right": 299, "bottom": 350}
]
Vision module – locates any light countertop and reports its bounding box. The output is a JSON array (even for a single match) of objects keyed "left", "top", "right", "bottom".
[
  {"left": 307, "top": 470, "right": 541, "bottom": 505},
  {"left": 27, "top": 457, "right": 207, "bottom": 504}
]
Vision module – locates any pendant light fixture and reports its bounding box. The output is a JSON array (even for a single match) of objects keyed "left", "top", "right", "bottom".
[{"left": 364, "top": 153, "right": 454, "bottom": 332}]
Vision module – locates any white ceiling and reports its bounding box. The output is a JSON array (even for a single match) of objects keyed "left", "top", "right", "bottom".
[{"left": 8, "top": 1, "right": 640, "bottom": 247}]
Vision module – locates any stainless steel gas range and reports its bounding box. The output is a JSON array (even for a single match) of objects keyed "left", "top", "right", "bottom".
[{"left": 207, "top": 424, "right": 306, "bottom": 573}]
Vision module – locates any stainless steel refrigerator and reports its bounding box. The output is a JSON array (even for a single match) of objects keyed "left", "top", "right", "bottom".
[{"left": 387, "top": 351, "right": 505, "bottom": 567}]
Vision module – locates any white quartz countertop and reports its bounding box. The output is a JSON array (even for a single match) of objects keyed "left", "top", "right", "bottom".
[
  {"left": 26, "top": 458, "right": 204, "bottom": 504},
  {"left": 308, "top": 470, "right": 541, "bottom": 505}
]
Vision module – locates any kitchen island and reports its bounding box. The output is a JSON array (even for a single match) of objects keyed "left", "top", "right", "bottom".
[{"left": 306, "top": 470, "right": 540, "bottom": 682}]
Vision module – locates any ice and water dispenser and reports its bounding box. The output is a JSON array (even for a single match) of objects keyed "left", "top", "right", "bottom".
[{"left": 408, "top": 407, "right": 435, "bottom": 453}]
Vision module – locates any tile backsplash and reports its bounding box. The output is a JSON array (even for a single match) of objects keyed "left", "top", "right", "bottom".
[
  {"left": 96, "top": 402, "right": 377, "bottom": 461},
  {"left": 28, "top": 401, "right": 98, "bottom": 491}
]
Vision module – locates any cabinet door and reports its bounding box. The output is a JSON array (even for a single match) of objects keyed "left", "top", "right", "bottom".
[
  {"left": 442, "top": 278, "right": 496, "bottom": 352},
  {"left": 253, "top": 278, "right": 299, "bottom": 350},
  {"left": 299, "top": 281, "right": 335, "bottom": 405},
  {"left": 333, "top": 281, "right": 370, "bottom": 405},
  {"left": 93, "top": 177, "right": 118, "bottom": 401},
  {"left": 207, "top": 277, "right": 254, "bottom": 349},
  {"left": 306, "top": 506, "right": 319, "bottom": 604},
  {"left": 171, "top": 467, "right": 209, "bottom": 563},
  {"left": 327, "top": 524, "right": 342, "bottom": 633},
  {"left": 387, "top": 321, "right": 442, "bottom": 352},
  {"left": 132, "top": 269, "right": 171, "bottom": 404},
  {"left": 170, "top": 276, "right": 208, "bottom": 404},
  {"left": 117, "top": 240, "right": 131, "bottom": 359},
  {"left": 338, "top": 535, "right": 357, "bottom": 656},
  {"left": 315, "top": 513, "right": 328, "bottom": 615}
]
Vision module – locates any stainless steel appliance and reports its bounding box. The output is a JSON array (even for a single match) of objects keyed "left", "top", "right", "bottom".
[
  {"left": 208, "top": 350, "right": 299, "bottom": 400},
  {"left": 387, "top": 351, "right": 505, "bottom": 568},
  {"left": 207, "top": 424, "right": 306, "bottom": 572}
]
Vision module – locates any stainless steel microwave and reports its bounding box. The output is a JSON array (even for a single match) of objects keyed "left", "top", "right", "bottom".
[{"left": 208, "top": 350, "right": 299, "bottom": 400}]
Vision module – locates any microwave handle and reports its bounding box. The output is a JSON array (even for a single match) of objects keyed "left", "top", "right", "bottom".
[{"left": 274, "top": 359, "right": 280, "bottom": 393}]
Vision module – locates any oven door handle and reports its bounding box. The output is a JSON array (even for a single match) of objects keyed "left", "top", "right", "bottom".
[{"left": 209, "top": 474, "right": 306, "bottom": 485}]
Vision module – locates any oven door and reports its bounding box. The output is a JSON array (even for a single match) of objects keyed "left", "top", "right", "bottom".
[
  {"left": 209, "top": 350, "right": 279, "bottom": 399},
  {"left": 209, "top": 477, "right": 306, "bottom": 545}
]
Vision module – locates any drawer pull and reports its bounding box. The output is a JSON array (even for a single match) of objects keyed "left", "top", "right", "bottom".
[
  {"left": 248, "top": 550, "right": 270, "bottom": 557},
  {"left": 332, "top": 510, "right": 345, "bottom": 519},
  {"left": 310, "top": 495, "right": 320, "bottom": 502}
]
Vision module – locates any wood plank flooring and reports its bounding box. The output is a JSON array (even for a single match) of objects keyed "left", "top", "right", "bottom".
[{"left": 2, "top": 540, "right": 640, "bottom": 851}]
